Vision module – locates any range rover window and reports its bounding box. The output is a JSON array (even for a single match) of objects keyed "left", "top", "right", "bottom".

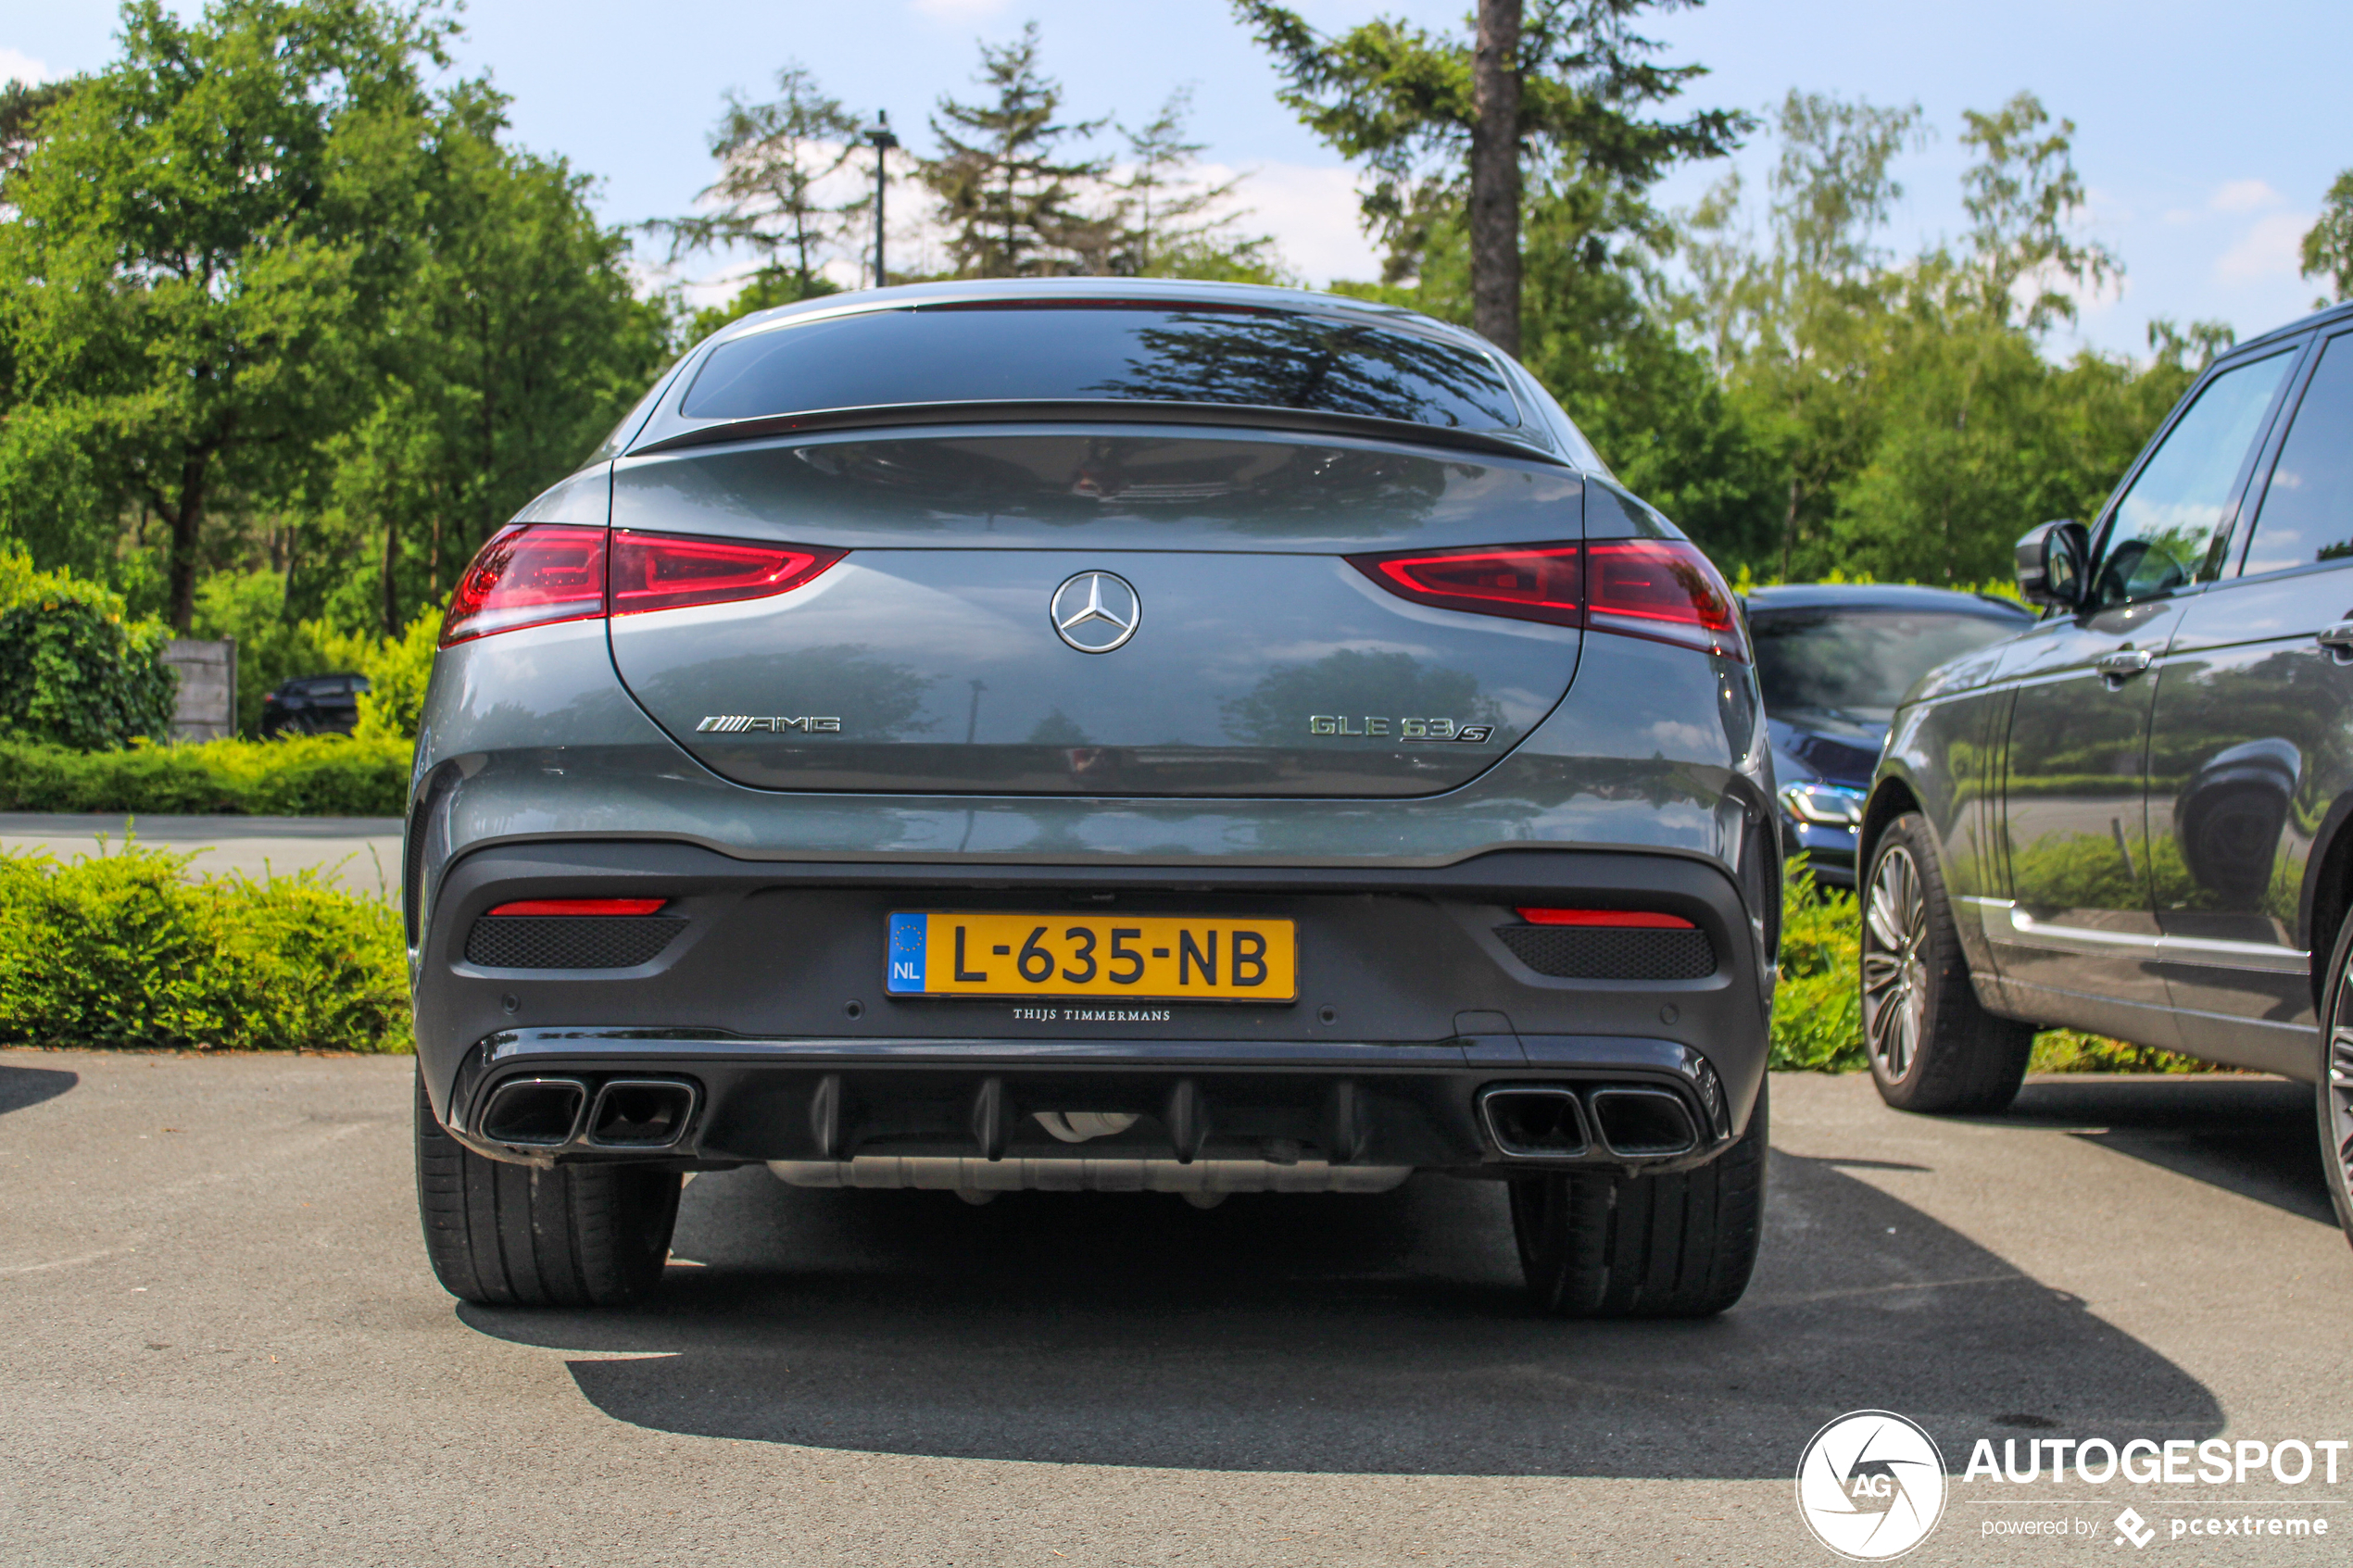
[
  {"left": 1752, "top": 608, "right": 2023, "bottom": 719},
  {"left": 2094, "top": 347, "right": 2296, "bottom": 605},
  {"left": 2239, "top": 332, "right": 2353, "bottom": 575},
  {"left": 678, "top": 304, "right": 1522, "bottom": 433}
]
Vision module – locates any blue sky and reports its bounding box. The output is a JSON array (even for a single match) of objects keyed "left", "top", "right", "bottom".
[{"left": 7, "top": 1, "right": 2348, "bottom": 358}]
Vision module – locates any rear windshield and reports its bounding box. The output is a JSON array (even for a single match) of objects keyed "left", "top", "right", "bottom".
[
  {"left": 1751, "top": 608, "right": 2024, "bottom": 717},
  {"left": 678, "top": 305, "right": 1522, "bottom": 433}
]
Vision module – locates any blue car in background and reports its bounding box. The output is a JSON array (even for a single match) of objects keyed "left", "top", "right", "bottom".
[{"left": 1746, "top": 584, "right": 2033, "bottom": 886}]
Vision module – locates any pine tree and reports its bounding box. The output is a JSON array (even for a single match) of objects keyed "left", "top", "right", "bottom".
[
  {"left": 1106, "top": 87, "right": 1280, "bottom": 280},
  {"left": 925, "top": 23, "right": 1109, "bottom": 278},
  {"left": 657, "top": 63, "right": 857, "bottom": 301}
]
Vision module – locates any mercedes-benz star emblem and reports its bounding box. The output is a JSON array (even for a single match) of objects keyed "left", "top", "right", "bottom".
[{"left": 1050, "top": 571, "right": 1141, "bottom": 654}]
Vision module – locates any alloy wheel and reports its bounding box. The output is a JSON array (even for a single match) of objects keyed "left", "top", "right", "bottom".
[
  {"left": 2325, "top": 959, "right": 2353, "bottom": 1217},
  {"left": 1862, "top": 845, "right": 1931, "bottom": 1083}
]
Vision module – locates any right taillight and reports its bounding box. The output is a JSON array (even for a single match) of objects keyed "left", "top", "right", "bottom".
[
  {"left": 439, "top": 525, "right": 844, "bottom": 647},
  {"left": 440, "top": 524, "right": 609, "bottom": 647},
  {"left": 1583, "top": 540, "right": 1743, "bottom": 660},
  {"left": 1347, "top": 537, "right": 1745, "bottom": 662}
]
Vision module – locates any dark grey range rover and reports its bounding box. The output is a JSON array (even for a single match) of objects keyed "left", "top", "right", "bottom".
[
  {"left": 1861, "top": 299, "right": 2353, "bottom": 1243},
  {"left": 406, "top": 280, "right": 1778, "bottom": 1315}
]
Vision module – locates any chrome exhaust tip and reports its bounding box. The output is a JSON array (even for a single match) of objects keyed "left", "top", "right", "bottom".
[
  {"left": 479, "top": 1077, "right": 588, "bottom": 1147},
  {"left": 585, "top": 1078, "right": 699, "bottom": 1149},
  {"left": 1478, "top": 1085, "right": 1592, "bottom": 1159},
  {"left": 1589, "top": 1086, "right": 1700, "bottom": 1158}
]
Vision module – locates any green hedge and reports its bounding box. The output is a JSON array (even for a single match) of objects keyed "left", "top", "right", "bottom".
[
  {"left": 0, "top": 843, "right": 410, "bottom": 1052},
  {"left": 0, "top": 734, "right": 410, "bottom": 816},
  {"left": 0, "top": 555, "right": 177, "bottom": 750}
]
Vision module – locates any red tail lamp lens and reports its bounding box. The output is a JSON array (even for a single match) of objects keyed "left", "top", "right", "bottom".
[
  {"left": 1352, "top": 543, "right": 1582, "bottom": 627},
  {"left": 438, "top": 526, "right": 847, "bottom": 646},
  {"left": 487, "top": 898, "right": 669, "bottom": 917},
  {"left": 440, "top": 525, "right": 609, "bottom": 647},
  {"left": 610, "top": 532, "right": 842, "bottom": 616},
  {"left": 1347, "top": 537, "right": 1746, "bottom": 661},
  {"left": 1585, "top": 540, "right": 1744, "bottom": 660},
  {"left": 1516, "top": 908, "right": 1694, "bottom": 929}
]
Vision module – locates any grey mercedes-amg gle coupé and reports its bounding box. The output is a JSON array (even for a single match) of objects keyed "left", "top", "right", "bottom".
[{"left": 407, "top": 280, "right": 1779, "bottom": 1316}]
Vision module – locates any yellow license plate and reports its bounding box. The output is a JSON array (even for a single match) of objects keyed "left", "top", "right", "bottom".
[{"left": 886, "top": 912, "right": 1296, "bottom": 1001}]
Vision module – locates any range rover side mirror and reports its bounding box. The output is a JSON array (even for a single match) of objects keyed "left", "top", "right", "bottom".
[{"left": 2014, "top": 520, "right": 2089, "bottom": 608}]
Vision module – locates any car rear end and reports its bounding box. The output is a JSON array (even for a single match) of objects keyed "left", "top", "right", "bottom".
[{"left": 406, "top": 282, "right": 1780, "bottom": 1314}]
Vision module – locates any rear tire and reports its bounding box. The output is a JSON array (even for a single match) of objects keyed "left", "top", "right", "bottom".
[
  {"left": 1861, "top": 812, "right": 2034, "bottom": 1114},
  {"left": 1508, "top": 1080, "right": 1767, "bottom": 1318},
  {"left": 415, "top": 1073, "right": 681, "bottom": 1307}
]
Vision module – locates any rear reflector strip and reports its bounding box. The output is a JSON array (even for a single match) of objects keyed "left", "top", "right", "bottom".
[
  {"left": 486, "top": 897, "right": 670, "bottom": 918},
  {"left": 1515, "top": 908, "right": 1694, "bottom": 929}
]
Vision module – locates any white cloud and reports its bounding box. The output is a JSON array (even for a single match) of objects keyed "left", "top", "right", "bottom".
[
  {"left": 2210, "top": 179, "right": 2285, "bottom": 215},
  {"left": 2217, "top": 210, "right": 2312, "bottom": 283},
  {"left": 0, "top": 47, "right": 53, "bottom": 85},
  {"left": 1199, "top": 159, "right": 1382, "bottom": 286},
  {"left": 910, "top": 0, "right": 1013, "bottom": 19}
]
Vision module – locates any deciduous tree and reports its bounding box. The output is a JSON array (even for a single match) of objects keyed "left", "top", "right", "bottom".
[
  {"left": 0, "top": 0, "right": 448, "bottom": 630},
  {"left": 2303, "top": 170, "right": 2353, "bottom": 307}
]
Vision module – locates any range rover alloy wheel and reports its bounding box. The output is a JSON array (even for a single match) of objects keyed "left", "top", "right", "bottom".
[
  {"left": 2314, "top": 915, "right": 2353, "bottom": 1248},
  {"left": 1861, "top": 843, "right": 1931, "bottom": 1083},
  {"left": 1860, "top": 813, "right": 2034, "bottom": 1114}
]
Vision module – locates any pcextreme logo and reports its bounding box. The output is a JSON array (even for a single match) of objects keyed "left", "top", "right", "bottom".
[{"left": 1796, "top": 1411, "right": 1948, "bottom": 1560}]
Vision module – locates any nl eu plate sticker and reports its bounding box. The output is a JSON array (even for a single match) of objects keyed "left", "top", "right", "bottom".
[{"left": 887, "top": 912, "right": 928, "bottom": 994}]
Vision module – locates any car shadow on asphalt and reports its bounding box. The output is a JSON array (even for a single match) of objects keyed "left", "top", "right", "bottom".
[
  {"left": 1993, "top": 1076, "right": 2333, "bottom": 1227},
  {"left": 0, "top": 1063, "right": 78, "bottom": 1117},
  {"left": 458, "top": 1151, "right": 2222, "bottom": 1476}
]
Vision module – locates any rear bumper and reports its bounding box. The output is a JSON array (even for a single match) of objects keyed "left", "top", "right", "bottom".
[
  {"left": 414, "top": 841, "right": 1771, "bottom": 1173},
  {"left": 435, "top": 1026, "right": 1739, "bottom": 1174}
]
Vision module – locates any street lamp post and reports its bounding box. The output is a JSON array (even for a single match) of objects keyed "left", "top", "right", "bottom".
[{"left": 859, "top": 110, "right": 899, "bottom": 288}]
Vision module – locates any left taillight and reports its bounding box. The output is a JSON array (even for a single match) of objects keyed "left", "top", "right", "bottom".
[
  {"left": 610, "top": 531, "right": 842, "bottom": 616},
  {"left": 440, "top": 525, "right": 608, "bottom": 647},
  {"left": 439, "top": 525, "right": 844, "bottom": 647},
  {"left": 1347, "top": 537, "right": 1745, "bottom": 662}
]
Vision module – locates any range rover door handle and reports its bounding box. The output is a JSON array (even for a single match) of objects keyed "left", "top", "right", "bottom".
[
  {"left": 2316, "top": 621, "right": 2353, "bottom": 651},
  {"left": 2095, "top": 647, "right": 2152, "bottom": 679}
]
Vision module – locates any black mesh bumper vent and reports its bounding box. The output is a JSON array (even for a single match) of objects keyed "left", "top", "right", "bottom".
[
  {"left": 464, "top": 916, "right": 686, "bottom": 970},
  {"left": 1496, "top": 923, "right": 1715, "bottom": 981}
]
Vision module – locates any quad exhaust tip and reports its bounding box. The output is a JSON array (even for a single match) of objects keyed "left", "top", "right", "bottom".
[
  {"left": 1478, "top": 1086, "right": 1591, "bottom": 1159},
  {"left": 1478, "top": 1083, "right": 1700, "bottom": 1161},
  {"left": 1588, "top": 1086, "right": 1700, "bottom": 1158},
  {"left": 587, "top": 1079, "right": 698, "bottom": 1149},
  {"left": 475, "top": 1075, "right": 698, "bottom": 1150},
  {"left": 479, "top": 1077, "right": 588, "bottom": 1147}
]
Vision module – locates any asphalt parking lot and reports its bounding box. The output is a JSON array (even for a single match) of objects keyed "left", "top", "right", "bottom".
[
  {"left": 5, "top": 1053, "right": 2351, "bottom": 1566},
  {"left": 0, "top": 815, "right": 404, "bottom": 898}
]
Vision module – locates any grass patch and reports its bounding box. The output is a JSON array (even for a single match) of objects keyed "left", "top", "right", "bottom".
[
  {"left": 0, "top": 841, "right": 410, "bottom": 1052},
  {"left": 2026, "top": 1030, "right": 2221, "bottom": 1074},
  {"left": 0, "top": 734, "right": 409, "bottom": 816}
]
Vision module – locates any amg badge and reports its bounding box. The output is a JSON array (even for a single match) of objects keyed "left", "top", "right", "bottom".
[{"left": 695, "top": 715, "right": 842, "bottom": 734}]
